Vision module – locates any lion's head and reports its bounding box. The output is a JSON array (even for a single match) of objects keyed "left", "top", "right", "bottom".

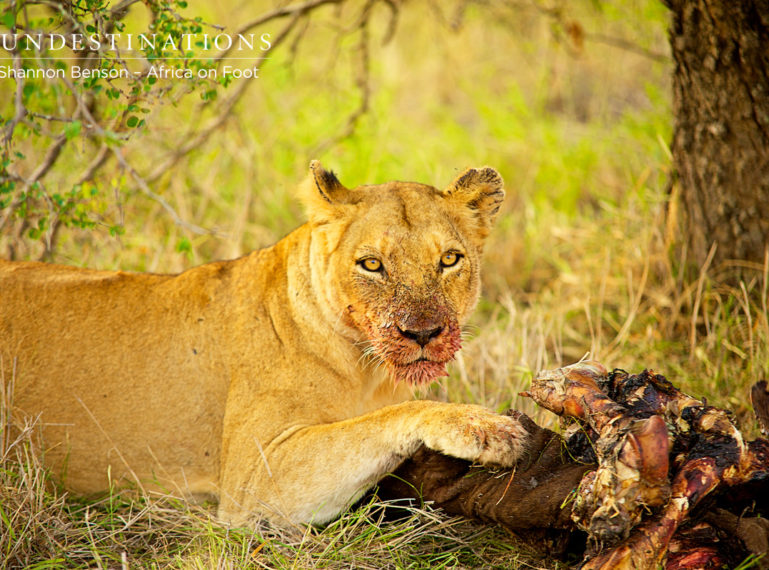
[{"left": 301, "top": 161, "right": 504, "bottom": 386}]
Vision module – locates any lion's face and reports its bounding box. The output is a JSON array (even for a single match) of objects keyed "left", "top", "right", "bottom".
[{"left": 303, "top": 163, "right": 505, "bottom": 386}]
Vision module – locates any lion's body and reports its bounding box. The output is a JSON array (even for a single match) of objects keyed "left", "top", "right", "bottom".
[{"left": 0, "top": 164, "right": 526, "bottom": 525}]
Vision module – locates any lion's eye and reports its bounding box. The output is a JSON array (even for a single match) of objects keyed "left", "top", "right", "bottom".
[
  {"left": 440, "top": 251, "right": 462, "bottom": 268},
  {"left": 359, "top": 258, "right": 383, "bottom": 273}
]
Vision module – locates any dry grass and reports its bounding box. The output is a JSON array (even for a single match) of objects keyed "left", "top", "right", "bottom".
[
  {"left": 4, "top": 224, "right": 766, "bottom": 567},
  {"left": 3, "top": 0, "right": 768, "bottom": 567},
  {"left": 443, "top": 191, "right": 769, "bottom": 433},
  {"left": 0, "top": 393, "right": 556, "bottom": 568}
]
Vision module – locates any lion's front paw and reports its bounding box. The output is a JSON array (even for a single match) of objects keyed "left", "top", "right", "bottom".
[{"left": 419, "top": 404, "right": 528, "bottom": 467}]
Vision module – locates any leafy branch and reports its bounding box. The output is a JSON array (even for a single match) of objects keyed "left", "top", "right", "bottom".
[{"left": 0, "top": 0, "right": 402, "bottom": 261}]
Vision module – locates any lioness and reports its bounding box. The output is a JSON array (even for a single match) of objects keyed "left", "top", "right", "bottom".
[{"left": 0, "top": 162, "right": 527, "bottom": 526}]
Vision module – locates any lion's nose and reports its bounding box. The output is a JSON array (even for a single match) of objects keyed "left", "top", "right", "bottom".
[{"left": 397, "top": 326, "right": 443, "bottom": 347}]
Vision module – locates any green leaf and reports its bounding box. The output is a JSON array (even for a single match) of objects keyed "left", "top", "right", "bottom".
[
  {"left": 64, "top": 120, "right": 82, "bottom": 139},
  {"left": 176, "top": 237, "right": 192, "bottom": 254},
  {"left": 2, "top": 10, "right": 16, "bottom": 30},
  {"left": 126, "top": 116, "right": 139, "bottom": 128}
]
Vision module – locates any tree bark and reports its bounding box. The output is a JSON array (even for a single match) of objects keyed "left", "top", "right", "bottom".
[{"left": 667, "top": 0, "right": 769, "bottom": 270}]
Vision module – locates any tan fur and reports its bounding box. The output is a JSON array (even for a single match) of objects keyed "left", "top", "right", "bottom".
[{"left": 0, "top": 162, "right": 527, "bottom": 526}]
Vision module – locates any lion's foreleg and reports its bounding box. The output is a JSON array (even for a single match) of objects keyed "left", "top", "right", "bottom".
[{"left": 217, "top": 399, "right": 528, "bottom": 526}]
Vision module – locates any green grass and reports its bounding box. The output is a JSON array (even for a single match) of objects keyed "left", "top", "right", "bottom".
[{"left": 2, "top": 0, "right": 768, "bottom": 567}]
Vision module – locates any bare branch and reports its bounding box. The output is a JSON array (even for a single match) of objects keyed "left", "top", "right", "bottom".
[
  {"left": 379, "top": 0, "right": 401, "bottom": 45},
  {"left": 119, "top": 154, "right": 213, "bottom": 237},
  {"left": 27, "top": 134, "right": 67, "bottom": 184},
  {"left": 311, "top": 1, "right": 373, "bottom": 154},
  {"left": 61, "top": 75, "right": 213, "bottom": 236},
  {"left": 27, "top": 113, "right": 79, "bottom": 124},
  {"left": 142, "top": 0, "right": 391, "bottom": 178},
  {"left": 215, "top": 0, "right": 345, "bottom": 62},
  {"left": 285, "top": 13, "right": 312, "bottom": 68},
  {"left": 144, "top": 6, "right": 316, "bottom": 184},
  {"left": 482, "top": 0, "right": 670, "bottom": 63},
  {"left": 2, "top": 15, "right": 27, "bottom": 148},
  {"left": 75, "top": 144, "right": 111, "bottom": 185},
  {"left": 584, "top": 32, "right": 669, "bottom": 63},
  {"left": 0, "top": 134, "right": 68, "bottom": 233},
  {"left": 109, "top": 0, "right": 141, "bottom": 20}
]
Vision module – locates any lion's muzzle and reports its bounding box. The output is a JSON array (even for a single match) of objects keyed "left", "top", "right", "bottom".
[
  {"left": 366, "top": 309, "right": 462, "bottom": 386},
  {"left": 396, "top": 325, "right": 444, "bottom": 347}
]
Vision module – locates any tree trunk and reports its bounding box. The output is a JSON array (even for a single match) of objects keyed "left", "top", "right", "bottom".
[{"left": 667, "top": 0, "right": 769, "bottom": 271}]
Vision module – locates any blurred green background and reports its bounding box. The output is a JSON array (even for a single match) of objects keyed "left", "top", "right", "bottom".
[
  {"left": 6, "top": 0, "right": 718, "bottom": 436},
  {"left": 1, "top": 0, "right": 671, "bottom": 284},
  {"left": 12, "top": 3, "right": 767, "bottom": 568}
]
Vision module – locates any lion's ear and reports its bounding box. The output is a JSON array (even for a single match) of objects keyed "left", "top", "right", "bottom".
[
  {"left": 298, "top": 160, "right": 353, "bottom": 222},
  {"left": 443, "top": 167, "right": 505, "bottom": 238}
]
